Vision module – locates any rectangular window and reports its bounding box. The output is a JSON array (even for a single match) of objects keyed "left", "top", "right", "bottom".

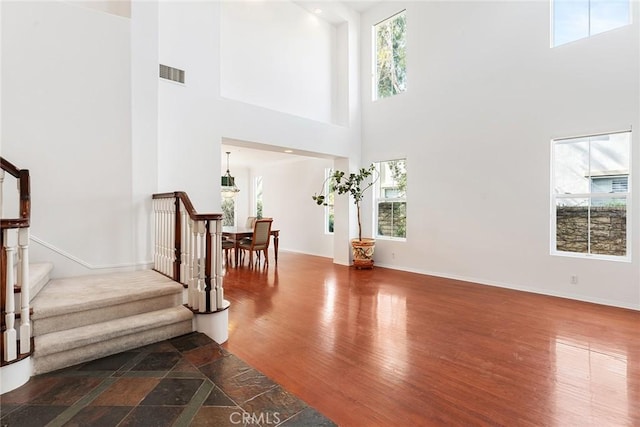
[
  {"left": 375, "top": 159, "right": 407, "bottom": 239},
  {"left": 374, "top": 10, "right": 407, "bottom": 100},
  {"left": 255, "top": 176, "right": 263, "bottom": 218},
  {"left": 324, "top": 168, "right": 335, "bottom": 234},
  {"left": 222, "top": 198, "right": 236, "bottom": 227},
  {"left": 552, "top": 0, "right": 630, "bottom": 47},
  {"left": 551, "top": 131, "right": 631, "bottom": 258}
]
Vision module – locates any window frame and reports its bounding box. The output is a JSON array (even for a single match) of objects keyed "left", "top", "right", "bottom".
[
  {"left": 550, "top": 130, "right": 632, "bottom": 261},
  {"left": 372, "top": 10, "right": 407, "bottom": 101},
  {"left": 374, "top": 159, "right": 407, "bottom": 241},
  {"left": 324, "top": 168, "right": 334, "bottom": 235},
  {"left": 254, "top": 176, "right": 263, "bottom": 219},
  {"left": 551, "top": 0, "right": 631, "bottom": 47}
]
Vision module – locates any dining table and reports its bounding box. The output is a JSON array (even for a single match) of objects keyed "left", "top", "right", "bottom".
[{"left": 222, "top": 226, "right": 280, "bottom": 267}]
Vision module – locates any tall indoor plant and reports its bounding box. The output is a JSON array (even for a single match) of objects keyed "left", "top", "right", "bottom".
[{"left": 313, "top": 164, "right": 379, "bottom": 269}]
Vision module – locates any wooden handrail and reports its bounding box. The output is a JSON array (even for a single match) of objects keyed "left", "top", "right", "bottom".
[
  {"left": 1, "top": 157, "right": 21, "bottom": 178},
  {"left": 153, "top": 192, "right": 223, "bottom": 222},
  {"left": 1, "top": 157, "right": 31, "bottom": 226}
]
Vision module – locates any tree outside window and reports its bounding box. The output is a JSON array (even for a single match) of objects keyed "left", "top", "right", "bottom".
[
  {"left": 255, "top": 176, "right": 263, "bottom": 219},
  {"left": 324, "top": 168, "right": 335, "bottom": 234},
  {"left": 375, "top": 159, "right": 407, "bottom": 239},
  {"left": 222, "top": 198, "right": 235, "bottom": 226},
  {"left": 374, "top": 11, "right": 407, "bottom": 100}
]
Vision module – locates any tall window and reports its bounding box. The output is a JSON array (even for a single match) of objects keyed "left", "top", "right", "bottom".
[
  {"left": 324, "top": 168, "right": 335, "bottom": 234},
  {"left": 552, "top": 0, "right": 630, "bottom": 47},
  {"left": 375, "top": 159, "right": 407, "bottom": 239},
  {"left": 374, "top": 10, "right": 407, "bottom": 100},
  {"left": 222, "top": 198, "right": 235, "bottom": 226},
  {"left": 255, "top": 176, "right": 263, "bottom": 218},
  {"left": 552, "top": 131, "right": 631, "bottom": 258}
]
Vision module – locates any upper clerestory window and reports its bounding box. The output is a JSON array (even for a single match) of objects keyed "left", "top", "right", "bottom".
[
  {"left": 552, "top": 0, "right": 631, "bottom": 47},
  {"left": 373, "top": 10, "right": 407, "bottom": 100}
]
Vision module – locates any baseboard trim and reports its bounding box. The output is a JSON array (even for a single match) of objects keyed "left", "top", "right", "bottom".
[{"left": 373, "top": 261, "right": 639, "bottom": 311}]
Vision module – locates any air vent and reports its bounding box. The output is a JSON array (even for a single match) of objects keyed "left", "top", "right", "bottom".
[{"left": 159, "top": 64, "right": 185, "bottom": 84}]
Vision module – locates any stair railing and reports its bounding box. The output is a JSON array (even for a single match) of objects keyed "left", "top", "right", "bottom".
[
  {"left": 0, "top": 157, "right": 31, "bottom": 365},
  {"left": 152, "top": 192, "right": 225, "bottom": 313}
]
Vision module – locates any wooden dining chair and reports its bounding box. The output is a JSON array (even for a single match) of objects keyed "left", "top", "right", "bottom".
[
  {"left": 239, "top": 218, "right": 273, "bottom": 267},
  {"left": 245, "top": 216, "right": 257, "bottom": 229},
  {"left": 222, "top": 237, "right": 235, "bottom": 267}
]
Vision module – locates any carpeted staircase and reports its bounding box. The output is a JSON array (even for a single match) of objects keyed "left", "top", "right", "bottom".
[{"left": 28, "top": 264, "right": 194, "bottom": 375}]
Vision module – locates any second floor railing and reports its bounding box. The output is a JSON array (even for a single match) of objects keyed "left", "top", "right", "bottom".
[
  {"left": 152, "top": 192, "right": 225, "bottom": 313},
  {"left": 1, "top": 157, "right": 32, "bottom": 365}
]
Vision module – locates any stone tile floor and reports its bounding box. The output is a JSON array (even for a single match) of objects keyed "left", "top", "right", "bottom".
[{"left": 0, "top": 333, "right": 336, "bottom": 427}]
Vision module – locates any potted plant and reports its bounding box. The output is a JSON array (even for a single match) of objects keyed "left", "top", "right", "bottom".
[{"left": 313, "top": 164, "right": 379, "bottom": 269}]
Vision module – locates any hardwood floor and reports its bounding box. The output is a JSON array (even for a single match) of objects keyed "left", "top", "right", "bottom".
[{"left": 222, "top": 252, "right": 640, "bottom": 426}]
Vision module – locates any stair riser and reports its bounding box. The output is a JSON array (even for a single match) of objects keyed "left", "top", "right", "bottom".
[
  {"left": 33, "top": 320, "right": 193, "bottom": 375},
  {"left": 32, "top": 293, "right": 183, "bottom": 336},
  {"left": 29, "top": 262, "right": 54, "bottom": 303}
]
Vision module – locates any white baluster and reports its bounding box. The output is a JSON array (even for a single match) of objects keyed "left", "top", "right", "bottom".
[
  {"left": 0, "top": 169, "right": 5, "bottom": 216},
  {"left": 162, "top": 199, "right": 169, "bottom": 275},
  {"left": 163, "top": 198, "right": 172, "bottom": 276},
  {"left": 4, "top": 242, "right": 17, "bottom": 362},
  {"left": 169, "top": 198, "right": 176, "bottom": 277},
  {"left": 161, "top": 199, "right": 167, "bottom": 274},
  {"left": 18, "top": 227, "right": 30, "bottom": 354}
]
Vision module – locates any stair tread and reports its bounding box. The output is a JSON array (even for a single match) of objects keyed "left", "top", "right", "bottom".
[
  {"left": 31, "top": 270, "right": 183, "bottom": 319},
  {"left": 34, "top": 306, "right": 193, "bottom": 357}
]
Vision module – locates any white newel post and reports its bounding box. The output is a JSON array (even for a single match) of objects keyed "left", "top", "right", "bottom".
[
  {"left": 18, "top": 227, "right": 30, "bottom": 354},
  {"left": 3, "top": 242, "right": 17, "bottom": 362},
  {"left": 161, "top": 199, "right": 170, "bottom": 276},
  {"left": 159, "top": 199, "right": 168, "bottom": 275},
  {"left": 188, "top": 218, "right": 198, "bottom": 310},
  {"left": 196, "top": 221, "right": 206, "bottom": 311},
  {"left": 183, "top": 213, "right": 192, "bottom": 288},
  {"left": 179, "top": 203, "right": 188, "bottom": 284},
  {"left": 193, "top": 215, "right": 229, "bottom": 344},
  {"left": 213, "top": 219, "right": 224, "bottom": 310}
]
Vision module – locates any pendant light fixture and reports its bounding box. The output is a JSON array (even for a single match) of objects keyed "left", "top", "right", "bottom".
[{"left": 221, "top": 151, "right": 240, "bottom": 199}]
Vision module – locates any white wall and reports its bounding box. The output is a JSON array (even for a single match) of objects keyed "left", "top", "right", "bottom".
[
  {"left": 157, "top": 1, "right": 221, "bottom": 211},
  {"left": 156, "top": 1, "right": 360, "bottom": 210},
  {"left": 131, "top": 0, "right": 159, "bottom": 271},
  {"left": 156, "top": 0, "right": 361, "bottom": 212},
  {"left": 251, "top": 157, "right": 334, "bottom": 257},
  {"left": 220, "top": 1, "right": 337, "bottom": 124},
  {"left": 2, "top": 1, "right": 135, "bottom": 276},
  {"left": 360, "top": 1, "right": 640, "bottom": 309}
]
